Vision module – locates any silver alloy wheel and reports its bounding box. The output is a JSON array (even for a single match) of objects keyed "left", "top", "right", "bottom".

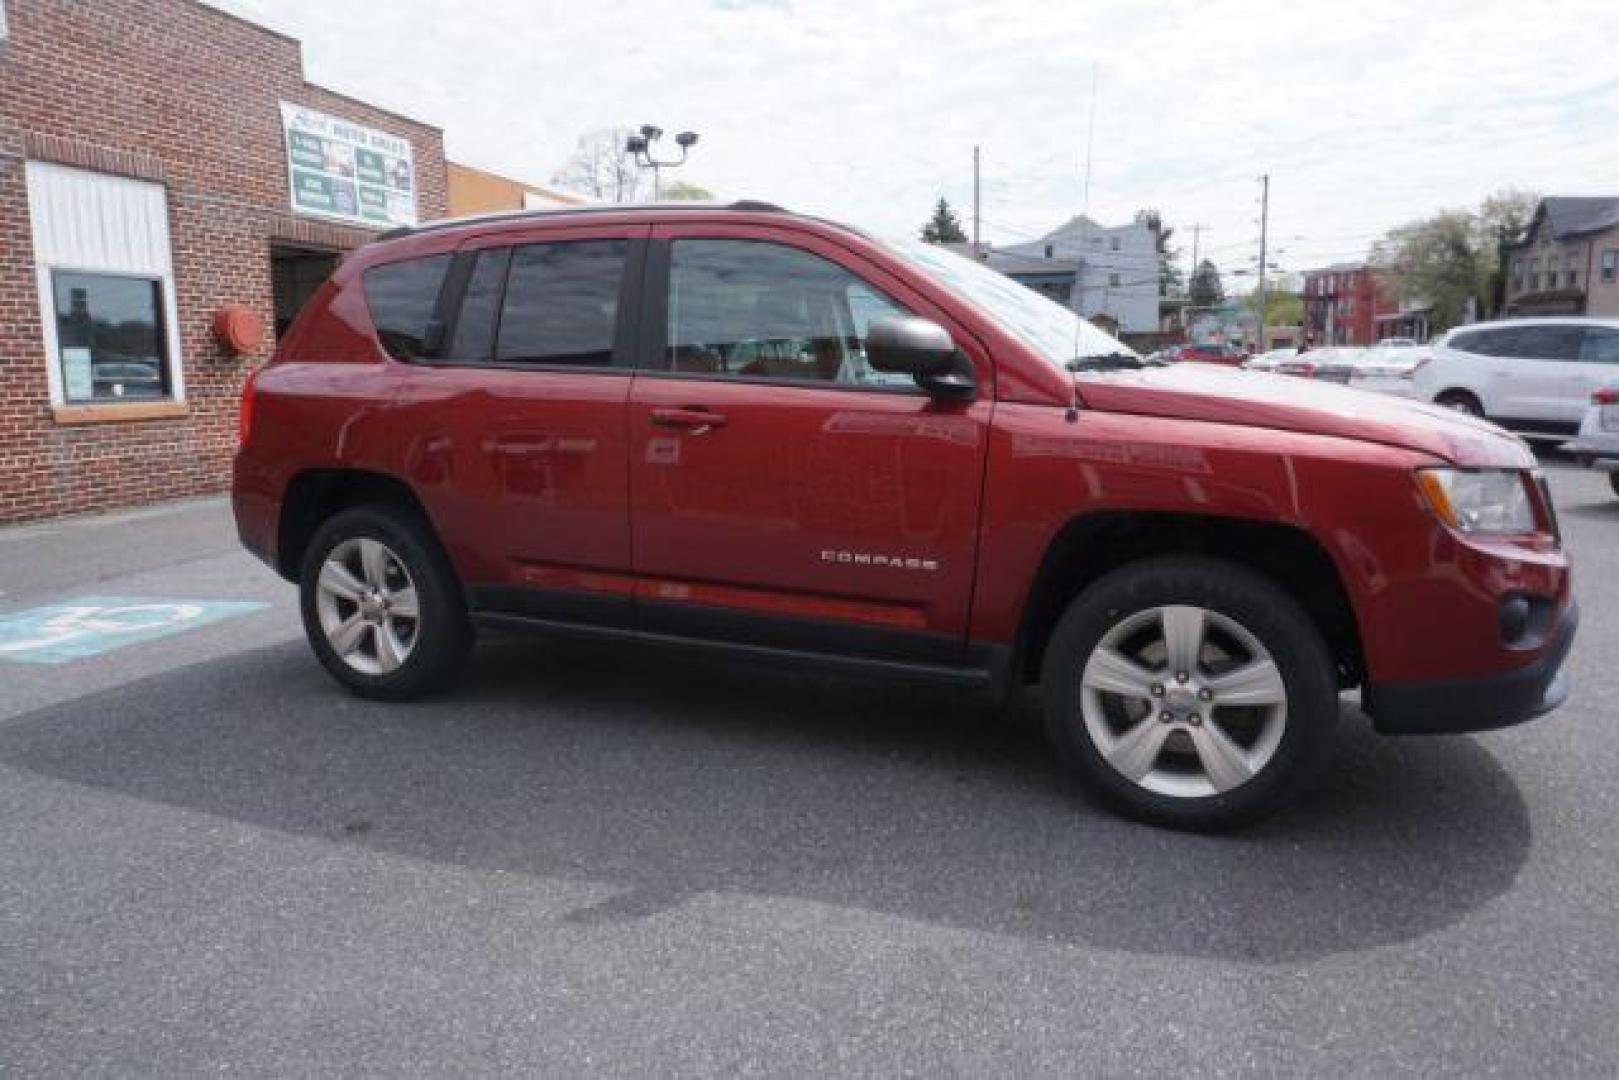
[
  {"left": 1079, "top": 604, "right": 1287, "bottom": 798},
  {"left": 315, "top": 538, "right": 420, "bottom": 676}
]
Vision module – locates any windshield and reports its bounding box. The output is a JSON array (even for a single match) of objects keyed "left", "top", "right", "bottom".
[{"left": 884, "top": 238, "right": 1139, "bottom": 370}]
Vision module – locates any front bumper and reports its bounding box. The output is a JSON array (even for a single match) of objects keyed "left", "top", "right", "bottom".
[{"left": 1362, "top": 601, "right": 1578, "bottom": 734}]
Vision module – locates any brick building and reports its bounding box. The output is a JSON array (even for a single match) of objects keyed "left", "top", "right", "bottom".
[
  {"left": 1301, "top": 263, "right": 1395, "bottom": 346},
  {"left": 0, "top": 0, "right": 447, "bottom": 523}
]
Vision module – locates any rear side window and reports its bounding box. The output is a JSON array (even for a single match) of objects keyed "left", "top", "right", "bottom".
[
  {"left": 363, "top": 255, "right": 451, "bottom": 361},
  {"left": 495, "top": 240, "right": 627, "bottom": 366},
  {"left": 1511, "top": 325, "right": 1583, "bottom": 360},
  {"left": 1447, "top": 330, "right": 1486, "bottom": 355},
  {"left": 1582, "top": 327, "right": 1619, "bottom": 364}
]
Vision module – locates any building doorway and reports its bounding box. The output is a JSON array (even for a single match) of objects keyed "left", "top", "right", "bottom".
[{"left": 271, "top": 245, "right": 341, "bottom": 339}]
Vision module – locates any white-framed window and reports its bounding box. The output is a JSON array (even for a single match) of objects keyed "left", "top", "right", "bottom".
[
  {"left": 25, "top": 162, "right": 184, "bottom": 407},
  {"left": 1, "top": 1, "right": 10, "bottom": 42},
  {"left": 1602, "top": 250, "right": 1618, "bottom": 284}
]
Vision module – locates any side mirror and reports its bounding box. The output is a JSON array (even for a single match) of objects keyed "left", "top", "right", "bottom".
[{"left": 866, "top": 315, "right": 977, "bottom": 400}]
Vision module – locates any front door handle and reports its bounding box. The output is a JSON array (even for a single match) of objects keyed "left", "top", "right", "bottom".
[{"left": 650, "top": 407, "right": 728, "bottom": 435}]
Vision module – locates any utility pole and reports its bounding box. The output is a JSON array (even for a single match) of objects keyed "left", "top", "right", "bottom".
[
  {"left": 1256, "top": 174, "right": 1270, "bottom": 350},
  {"left": 972, "top": 145, "right": 981, "bottom": 253},
  {"left": 1191, "top": 224, "right": 1204, "bottom": 272}
]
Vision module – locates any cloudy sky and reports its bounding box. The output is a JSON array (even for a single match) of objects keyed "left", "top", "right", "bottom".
[{"left": 213, "top": 0, "right": 1619, "bottom": 286}]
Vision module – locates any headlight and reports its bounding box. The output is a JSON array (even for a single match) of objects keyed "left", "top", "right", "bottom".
[{"left": 1416, "top": 468, "right": 1537, "bottom": 534}]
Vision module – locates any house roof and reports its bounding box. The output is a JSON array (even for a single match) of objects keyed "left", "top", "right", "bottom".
[{"left": 1532, "top": 197, "right": 1619, "bottom": 240}]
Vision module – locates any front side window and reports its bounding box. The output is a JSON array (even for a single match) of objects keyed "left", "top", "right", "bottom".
[
  {"left": 665, "top": 239, "right": 914, "bottom": 388},
  {"left": 496, "top": 240, "right": 626, "bottom": 366},
  {"left": 51, "top": 272, "right": 171, "bottom": 403},
  {"left": 1581, "top": 327, "right": 1619, "bottom": 364},
  {"left": 363, "top": 254, "right": 451, "bottom": 361}
]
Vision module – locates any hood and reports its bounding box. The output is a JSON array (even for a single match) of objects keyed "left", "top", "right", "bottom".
[{"left": 1075, "top": 363, "right": 1534, "bottom": 468}]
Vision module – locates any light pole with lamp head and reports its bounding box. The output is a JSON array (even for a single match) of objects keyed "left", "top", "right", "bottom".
[{"left": 625, "top": 125, "right": 699, "bottom": 199}]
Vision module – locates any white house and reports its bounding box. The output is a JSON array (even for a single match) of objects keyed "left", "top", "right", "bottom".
[{"left": 998, "top": 215, "right": 1161, "bottom": 334}]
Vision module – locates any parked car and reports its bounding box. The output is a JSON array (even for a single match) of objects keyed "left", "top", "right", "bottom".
[
  {"left": 1175, "top": 342, "right": 1247, "bottom": 366},
  {"left": 1568, "top": 385, "right": 1619, "bottom": 497},
  {"left": 1274, "top": 346, "right": 1359, "bottom": 378},
  {"left": 235, "top": 201, "right": 1576, "bottom": 831},
  {"left": 1311, "top": 345, "right": 1427, "bottom": 397},
  {"left": 1243, "top": 347, "right": 1297, "bottom": 373},
  {"left": 1411, "top": 317, "right": 1619, "bottom": 438}
]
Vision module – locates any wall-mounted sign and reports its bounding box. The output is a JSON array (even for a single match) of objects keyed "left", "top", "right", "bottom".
[{"left": 279, "top": 102, "right": 417, "bottom": 229}]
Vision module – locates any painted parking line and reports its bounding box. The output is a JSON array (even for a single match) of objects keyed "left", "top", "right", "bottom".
[{"left": 0, "top": 596, "right": 269, "bottom": 664}]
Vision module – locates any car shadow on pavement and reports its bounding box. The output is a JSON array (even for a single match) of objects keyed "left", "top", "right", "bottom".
[{"left": 0, "top": 634, "right": 1530, "bottom": 964}]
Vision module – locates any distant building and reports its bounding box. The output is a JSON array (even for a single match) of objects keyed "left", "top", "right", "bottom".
[
  {"left": 1505, "top": 197, "right": 1619, "bottom": 317},
  {"left": 448, "top": 162, "right": 585, "bottom": 217},
  {"left": 962, "top": 215, "right": 1159, "bottom": 334},
  {"left": 1302, "top": 263, "right": 1395, "bottom": 345}
]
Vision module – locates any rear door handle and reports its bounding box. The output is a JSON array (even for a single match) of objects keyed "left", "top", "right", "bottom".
[{"left": 651, "top": 407, "right": 728, "bottom": 435}]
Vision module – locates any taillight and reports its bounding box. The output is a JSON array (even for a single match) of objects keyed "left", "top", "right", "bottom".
[
  {"left": 1594, "top": 387, "right": 1619, "bottom": 406},
  {"left": 239, "top": 366, "right": 259, "bottom": 445}
]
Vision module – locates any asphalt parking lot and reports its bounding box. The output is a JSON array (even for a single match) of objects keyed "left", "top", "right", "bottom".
[{"left": 1, "top": 461, "right": 1616, "bottom": 1075}]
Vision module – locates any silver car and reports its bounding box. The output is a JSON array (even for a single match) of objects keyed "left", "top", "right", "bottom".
[{"left": 1569, "top": 384, "right": 1619, "bottom": 498}]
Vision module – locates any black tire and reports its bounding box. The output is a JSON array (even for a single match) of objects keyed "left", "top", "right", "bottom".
[
  {"left": 1040, "top": 556, "right": 1338, "bottom": 831},
  {"left": 1610, "top": 471, "right": 1619, "bottom": 499},
  {"left": 298, "top": 503, "right": 472, "bottom": 700},
  {"left": 1435, "top": 390, "right": 1484, "bottom": 418}
]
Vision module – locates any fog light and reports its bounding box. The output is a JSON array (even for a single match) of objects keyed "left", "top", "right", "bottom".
[{"left": 1499, "top": 596, "right": 1531, "bottom": 646}]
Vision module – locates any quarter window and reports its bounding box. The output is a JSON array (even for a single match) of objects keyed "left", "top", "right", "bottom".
[
  {"left": 665, "top": 239, "right": 914, "bottom": 388},
  {"left": 364, "top": 255, "right": 451, "bottom": 361},
  {"left": 51, "top": 272, "right": 171, "bottom": 403},
  {"left": 496, "top": 240, "right": 626, "bottom": 366}
]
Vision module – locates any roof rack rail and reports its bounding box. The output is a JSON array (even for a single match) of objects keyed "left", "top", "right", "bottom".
[{"left": 372, "top": 199, "right": 791, "bottom": 243}]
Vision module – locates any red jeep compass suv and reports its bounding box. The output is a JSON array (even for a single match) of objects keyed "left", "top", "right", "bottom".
[{"left": 234, "top": 202, "right": 1576, "bottom": 829}]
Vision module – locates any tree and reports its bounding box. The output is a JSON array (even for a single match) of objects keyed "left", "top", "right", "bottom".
[
  {"left": 551, "top": 128, "right": 647, "bottom": 203},
  {"left": 1371, "top": 189, "right": 1541, "bottom": 330},
  {"left": 1247, "top": 284, "right": 1303, "bottom": 328},
  {"left": 662, "top": 180, "right": 714, "bottom": 201},
  {"left": 1137, "top": 208, "right": 1183, "bottom": 297},
  {"left": 920, "top": 198, "right": 968, "bottom": 244},
  {"left": 1188, "top": 259, "right": 1225, "bottom": 307}
]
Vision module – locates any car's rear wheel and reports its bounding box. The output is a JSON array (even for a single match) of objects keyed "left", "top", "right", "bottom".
[
  {"left": 1040, "top": 557, "right": 1338, "bottom": 830},
  {"left": 1435, "top": 390, "right": 1483, "bottom": 418},
  {"left": 1610, "top": 471, "right": 1619, "bottom": 498},
  {"left": 299, "top": 504, "right": 471, "bottom": 700}
]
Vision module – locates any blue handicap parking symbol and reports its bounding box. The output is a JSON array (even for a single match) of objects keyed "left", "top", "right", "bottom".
[{"left": 0, "top": 595, "right": 269, "bottom": 664}]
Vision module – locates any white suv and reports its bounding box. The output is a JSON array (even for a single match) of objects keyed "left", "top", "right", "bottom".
[{"left": 1412, "top": 317, "right": 1619, "bottom": 438}]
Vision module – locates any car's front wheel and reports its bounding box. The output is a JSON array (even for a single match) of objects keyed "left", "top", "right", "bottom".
[
  {"left": 299, "top": 504, "right": 472, "bottom": 700},
  {"left": 1040, "top": 557, "right": 1338, "bottom": 830}
]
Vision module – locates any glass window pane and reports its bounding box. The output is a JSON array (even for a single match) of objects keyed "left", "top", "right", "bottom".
[
  {"left": 1581, "top": 327, "right": 1619, "bottom": 364},
  {"left": 667, "top": 239, "right": 914, "bottom": 387},
  {"left": 495, "top": 240, "right": 626, "bottom": 366},
  {"left": 1512, "top": 325, "right": 1583, "bottom": 360},
  {"left": 52, "top": 272, "right": 170, "bottom": 403},
  {"left": 363, "top": 254, "right": 451, "bottom": 361},
  {"left": 447, "top": 248, "right": 509, "bottom": 361}
]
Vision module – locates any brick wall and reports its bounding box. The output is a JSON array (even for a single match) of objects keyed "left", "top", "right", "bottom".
[{"left": 0, "top": 0, "right": 447, "bottom": 523}]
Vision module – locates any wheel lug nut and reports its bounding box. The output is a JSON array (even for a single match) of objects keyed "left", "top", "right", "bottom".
[
  {"left": 1198, "top": 688, "right": 1213, "bottom": 702},
  {"left": 1159, "top": 711, "right": 1174, "bottom": 723},
  {"left": 1188, "top": 714, "right": 1203, "bottom": 726},
  {"left": 1175, "top": 671, "right": 1189, "bottom": 683},
  {"left": 1150, "top": 684, "right": 1165, "bottom": 697}
]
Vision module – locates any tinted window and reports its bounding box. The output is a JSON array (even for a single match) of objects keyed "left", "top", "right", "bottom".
[
  {"left": 1582, "top": 327, "right": 1619, "bottom": 364},
  {"left": 1511, "top": 325, "right": 1583, "bottom": 360},
  {"left": 1447, "top": 329, "right": 1487, "bottom": 355},
  {"left": 364, "top": 255, "right": 451, "bottom": 361},
  {"left": 666, "top": 239, "right": 913, "bottom": 387},
  {"left": 52, "top": 271, "right": 172, "bottom": 402},
  {"left": 496, "top": 240, "right": 626, "bottom": 366},
  {"left": 447, "top": 248, "right": 510, "bottom": 361}
]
